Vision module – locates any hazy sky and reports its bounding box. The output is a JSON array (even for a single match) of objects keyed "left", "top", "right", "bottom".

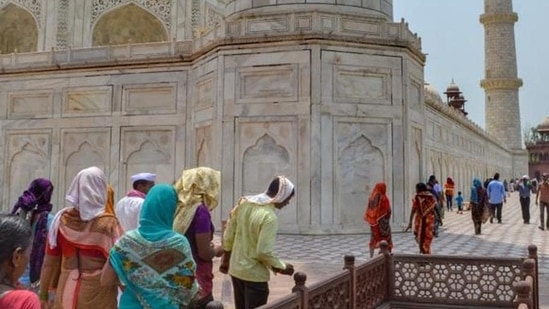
[{"left": 393, "top": 1, "right": 549, "bottom": 136}]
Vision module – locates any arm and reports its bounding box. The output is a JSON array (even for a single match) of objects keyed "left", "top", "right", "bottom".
[
  {"left": 100, "top": 259, "right": 119, "bottom": 286},
  {"left": 38, "top": 253, "right": 61, "bottom": 303},
  {"left": 195, "top": 233, "right": 223, "bottom": 260},
  {"left": 220, "top": 211, "right": 237, "bottom": 274},
  {"left": 194, "top": 208, "right": 223, "bottom": 261}
]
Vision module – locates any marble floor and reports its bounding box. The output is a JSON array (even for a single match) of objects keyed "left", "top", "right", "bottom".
[{"left": 212, "top": 191, "right": 549, "bottom": 308}]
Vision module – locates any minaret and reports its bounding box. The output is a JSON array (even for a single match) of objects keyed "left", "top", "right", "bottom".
[{"left": 480, "top": 0, "right": 523, "bottom": 150}]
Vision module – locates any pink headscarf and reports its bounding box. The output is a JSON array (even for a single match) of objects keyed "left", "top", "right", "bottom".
[{"left": 48, "top": 166, "right": 108, "bottom": 248}]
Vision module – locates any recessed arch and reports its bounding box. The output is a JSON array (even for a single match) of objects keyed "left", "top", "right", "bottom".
[
  {"left": 0, "top": 3, "right": 38, "bottom": 54},
  {"left": 92, "top": 3, "right": 168, "bottom": 46}
]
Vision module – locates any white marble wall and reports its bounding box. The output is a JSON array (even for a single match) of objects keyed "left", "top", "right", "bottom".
[{"left": 0, "top": 2, "right": 523, "bottom": 234}]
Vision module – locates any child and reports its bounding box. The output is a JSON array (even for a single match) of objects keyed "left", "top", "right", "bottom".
[{"left": 456, "top": 191, "right": 464, "bottom": 214}]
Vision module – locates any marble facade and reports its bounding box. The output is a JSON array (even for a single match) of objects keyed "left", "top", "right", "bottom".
[{"left": 0, "top": 0, "right": 524, "bottom": 234}]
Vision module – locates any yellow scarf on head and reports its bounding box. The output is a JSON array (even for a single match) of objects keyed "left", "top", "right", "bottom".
[{"left": 173, "top": 167, "right": 221, "bottom": 234}]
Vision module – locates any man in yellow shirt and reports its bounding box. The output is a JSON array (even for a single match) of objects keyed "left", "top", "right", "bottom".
[{"left": 220, "top": 176, "right": 295, "bottom": 309}]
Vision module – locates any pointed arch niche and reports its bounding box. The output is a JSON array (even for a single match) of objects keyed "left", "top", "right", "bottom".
[
  {"left": 0, "top": 3, "right": 38, "bottom": 54},
  {"left": 337, "top": 134, "right": 384, "bottom": 227},
  {"left": 242, "top": 134, "right": 291, "bottom": 196},
  {"left": 92, "top": 3, "right": 168, "bottom": 46}
]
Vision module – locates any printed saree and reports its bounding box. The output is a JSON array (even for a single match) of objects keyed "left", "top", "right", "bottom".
[{"left": 412, "top": 191, "right": 437, "bottom": 254}]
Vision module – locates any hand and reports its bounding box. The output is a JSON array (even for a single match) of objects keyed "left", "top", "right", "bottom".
[
  {"left": 211, "top": 244, "right": 224, "bottom": 258},
  {"left": 41, "top": 300, "right": 51, "bottom": 309},
  {"left": 274, "top": 263, "right": 294, "bottom": 276},
  {"left": 219, "top": 260, "right": 230, "bottom": 274}
]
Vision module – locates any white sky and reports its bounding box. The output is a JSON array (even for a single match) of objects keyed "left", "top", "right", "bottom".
[{"left": 393, "top": 0, "right": 549, "bottom": 136}]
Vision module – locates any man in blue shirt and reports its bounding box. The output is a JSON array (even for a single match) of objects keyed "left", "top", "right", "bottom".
[
  {"left": 518, "top": 175, "right": 533, "bottom": 224},
  {"left": 487, "top": 172, "right": 507, "bottom": 224}
]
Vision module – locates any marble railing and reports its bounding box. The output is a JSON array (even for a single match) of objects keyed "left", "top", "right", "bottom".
[
  {"left": 258, "top": 242, "right": 539, "bottom": 309},
  {"left": 0, "top": 41, "right": 193, "bottom": 71}
]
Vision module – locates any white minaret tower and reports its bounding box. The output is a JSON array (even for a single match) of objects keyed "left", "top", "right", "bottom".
[{"left": 480, "top": 0, "right": 523, "bottom": 150}]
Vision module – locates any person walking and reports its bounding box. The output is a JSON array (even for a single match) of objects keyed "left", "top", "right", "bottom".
[
  {"left": 114, "top": 173, "right": 156, "bottom": 232},
  {"left": 10, "top": 178, "right": 54, "bottom": 290},
  {"left": 536, "top": 173, "right": 549, "bottom": 231},
  {"left": 101, "top": 184, "right": 199, "bottom": 308},
  {"left": 444, "top": 177, "right": 455, "bottom": 212},
  {"left": 0, "top": 215, "right": 40, "bottom": 309},
  {"left": 173, "top": 167, "right": 224, "bottom": 308},
  {"left": 39, "top": 166, "right": 123, "bottom": 309},
  {"left": 455, "top": 191, "right": 464, "bottom": 214},
  {"left": 407, "top": 182, "right": 439, "bottom": 255},
  {"left": 220, "top": 176, "right": 296, "bottom": 309},
  {"left": 518, "top": 175, "right": 533, "bottom": 224},
  {"left": 487, "top": 173, "right": 506, "bottom": 224},
  {"left": 470, "top": 179, "right": 488, "bottom": 235},
  {"left": 427, "top": 175, "right": 442, "bottom": 237},
  {"left": 364, "top": 182, "right": 393, "bottom": 257}
]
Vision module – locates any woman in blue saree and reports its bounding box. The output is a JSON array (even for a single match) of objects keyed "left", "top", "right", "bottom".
[{"left": 101, "top": 184, "right": 199, "bottom": 308}]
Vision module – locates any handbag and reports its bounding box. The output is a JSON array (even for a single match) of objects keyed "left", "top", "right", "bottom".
[{"left": 481, "top": 203, "right": 491, "bottom": 224}]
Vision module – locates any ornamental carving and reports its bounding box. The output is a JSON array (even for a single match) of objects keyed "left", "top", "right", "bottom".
[
  {"left": 479, "top": 12, "right": 518, "bottom": 25},
  {"left": 0, "top": 0, "right": 41, "bottom": 26},
  {"left": 480, "top": 78, "right": 523, "bottom": 90},
  {"left": 56, "top": 0, "right": 69, "bottom": 49},
  {"left": 91, "top": 0, "right": 171, "bottom": 30}
]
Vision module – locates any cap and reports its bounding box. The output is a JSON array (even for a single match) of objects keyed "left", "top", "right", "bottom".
[{"left": 131, "top": 172, "right": 156, "bottom": 183}]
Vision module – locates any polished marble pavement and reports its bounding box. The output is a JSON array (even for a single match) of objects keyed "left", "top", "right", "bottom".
[{"left": 212, "top": 192, "right": 548, "bottom": 308}]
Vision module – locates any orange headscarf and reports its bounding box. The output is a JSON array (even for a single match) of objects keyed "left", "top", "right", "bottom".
[
  {"left": 104, "top": 184, "right": 115, "bottom": 216},
  {"left": 364, "top": 182, "right": 391, "bottom": 226}
]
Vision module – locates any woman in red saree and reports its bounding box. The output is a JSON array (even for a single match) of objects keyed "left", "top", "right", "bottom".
[
  {"left": 364, "top": 182, "right": 393, "bottom": 257},
  {"left": 407, "top": 182, "right": 439, "bottom": 254},
  {"left": 39, "top": 167, "right": 123, "bottom": 309}
]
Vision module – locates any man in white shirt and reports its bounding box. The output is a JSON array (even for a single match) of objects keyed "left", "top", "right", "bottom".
[{"left": 114, "top": 172, "right": 156, "bottom": 232}]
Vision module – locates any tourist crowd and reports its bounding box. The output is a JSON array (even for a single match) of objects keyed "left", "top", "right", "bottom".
[
  {"left": 0, "top": 166, "right": 294, "bottom": 309},
  {"left": 1, "top": 166, "right": 548, "bottom": 308}
]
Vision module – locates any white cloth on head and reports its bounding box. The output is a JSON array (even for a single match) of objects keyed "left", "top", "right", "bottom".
[
  {"left": 48, "top": 166, "right": 108, "bottom": 249},
  {"left": 244, "top": 176, "right": 295, "bottom": 205},
  {"left": 522, "top": 175, "right": 529, "bottom": 179},
  {"left": 115, "top": 196, "right": 144, "bottom": 232},
  {"left": 130, "top": 172, "right": 156, "bottom": 183}
]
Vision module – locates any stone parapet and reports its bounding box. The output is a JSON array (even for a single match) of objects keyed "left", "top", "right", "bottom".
[{"left": 0, "top": 9, "right": 423, "bottom": 73}]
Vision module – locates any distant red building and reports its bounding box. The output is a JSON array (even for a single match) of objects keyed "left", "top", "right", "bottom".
[{"left": 527, "top": 116, "right": 549, "bottom": 180}]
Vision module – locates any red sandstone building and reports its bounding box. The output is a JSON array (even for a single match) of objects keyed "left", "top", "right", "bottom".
[{"left": 527, "top": 116, "right": 549, "bottom": 179}]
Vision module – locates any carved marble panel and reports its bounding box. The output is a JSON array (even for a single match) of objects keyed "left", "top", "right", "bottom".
[
  {"left": 195, "top": 76, "right": 215, "bottom": 110},
  {"left": 321, "top": 51, "right": 401, "bottom": 105},
  {"left": 335, "top": 120, "right": 390, "bottom": 228},
  {"left": 60, "top": 128, "right": 111, "bottom": 204},
  {"left": 5, "top": 131, "right": 51, "bottom": 210},
  {"left": 120, "top": 126, "right": 175, "bottom": 192},
  {"left": 195, "top": 125, "right": 213, "bottom": 167},
  {"left": 340, "top": 17, "right": 381, "bottom": 36},
  {"left": 236, "top": 64, "right": 298, "bottom": 104},
  {"left": 7, "top": 90, "right": 54, "bottom": 119},
  {"left": 62, "top": 86, "right": 113, "bottom": 117},
  {"left": 122, "top": 83, "right": 177, "bottom": 115},
  {"left": 408, "top": 77, "right": 422, "bottom": 111},
  {"left": 245, "top": 17, "right": 289, "bottom": 34},
  {"left": 236, "top": 119, "right": 297, "bottom": 224},
  {"left": 334, "top": 65, "right": 391, "bottom": 104}
]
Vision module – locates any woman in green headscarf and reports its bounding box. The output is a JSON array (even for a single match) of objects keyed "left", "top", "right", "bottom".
[{"left": 101, "top": 184, "right": 199, "bottom": 309}]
